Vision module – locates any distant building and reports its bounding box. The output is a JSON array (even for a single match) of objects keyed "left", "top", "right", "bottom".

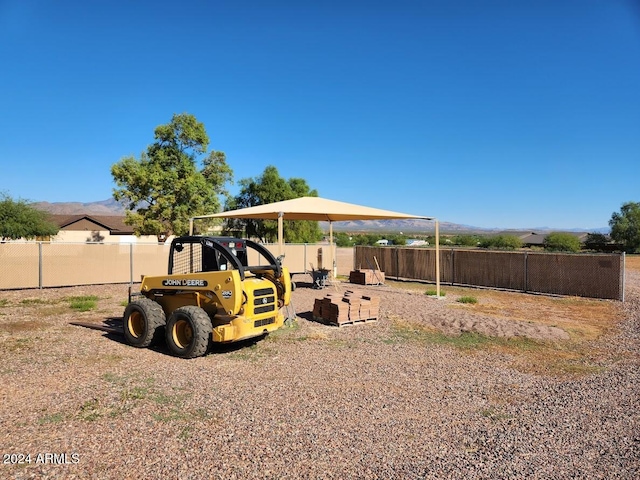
[
  {"left": 406, "top": 239, "right": 428, "bottom": 246},
  {"left": 517, "top": 232, "right": 589, "bottom": 248},
  {"left": 46, "top": 215, "right": 165, "bottom": 243}
]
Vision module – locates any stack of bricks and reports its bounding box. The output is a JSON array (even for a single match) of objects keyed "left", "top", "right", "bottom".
[
  {"left": 349, "top": 269, "right": 385, "bottom": 285},
  {"left": 313, "top": 289, "right": 381, "bottom": 326}
]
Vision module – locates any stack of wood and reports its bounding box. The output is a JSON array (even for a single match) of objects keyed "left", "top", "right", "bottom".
[
  {"left": 349, "top": 269, "right": 385, "bottom": 285},
  {"left": 313, "top": 290, "right": 380, "bottom": 326}
]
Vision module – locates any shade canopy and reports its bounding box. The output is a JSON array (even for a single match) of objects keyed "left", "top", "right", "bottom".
[
  {"left": 194, "top": 196, "right": 433, "bottom": 222},
  {"left": 189, "top": 196, "right": 440, "bottom": 295}
]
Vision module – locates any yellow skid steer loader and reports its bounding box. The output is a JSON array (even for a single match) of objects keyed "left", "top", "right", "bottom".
[{"left": 123, "top": 236, "right": 292, "bottom": 358}]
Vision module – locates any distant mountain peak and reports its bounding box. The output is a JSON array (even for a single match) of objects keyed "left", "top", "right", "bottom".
[
  {"left": 32, "top": 198, "right": 125, "bottom": 216},
  {"left": 30, "top": 199, "right": 609, "bottom": 234}
]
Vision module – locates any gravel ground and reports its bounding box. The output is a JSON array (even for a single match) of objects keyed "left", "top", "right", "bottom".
[{"left": 0, "top": 268, "right": 638, "bottom": 479}]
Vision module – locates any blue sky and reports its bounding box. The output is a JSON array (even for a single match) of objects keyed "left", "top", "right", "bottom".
[{"left": 1, "top": 0, "right": 638, "bottom": 230}]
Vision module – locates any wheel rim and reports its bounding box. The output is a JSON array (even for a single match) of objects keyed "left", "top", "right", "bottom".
[
  {"left": 172, "top": 319, "right": 193, "bottom": 349},
  {"left": 128, "top": 311, "right": 145, "bottom": 338}
]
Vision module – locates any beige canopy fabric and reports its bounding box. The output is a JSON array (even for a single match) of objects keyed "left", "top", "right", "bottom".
[
  {"left": 190, "top": 196, "right": 441, "bottom": 295},
  {"left": 193, "top": 196, "right": 433, "bottom": 222}
]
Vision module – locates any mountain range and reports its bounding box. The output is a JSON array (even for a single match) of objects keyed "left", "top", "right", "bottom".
[{"left": 32, "top": 199, "right": 609, "bottom": 234}]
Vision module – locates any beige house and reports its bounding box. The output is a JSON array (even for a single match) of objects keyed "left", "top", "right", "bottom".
[{"left": 48, "top": 215, "right": 163, "bottom": 243}]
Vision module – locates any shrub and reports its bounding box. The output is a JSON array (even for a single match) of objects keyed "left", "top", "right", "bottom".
[
  {"left": 386, "top": 234, "right": 407, "bottom": 246},
  {"left": 478, "top": 235, "right": 522, "bottom": 250},
  {"left": 452, "top": 235, "right": 480, "bottom": 247},
  {"left": 334, "top": 232, "right": 354, "bottom": 247},
  {"left": 543, "top": 232, "right": 581, "bottom": 252}
]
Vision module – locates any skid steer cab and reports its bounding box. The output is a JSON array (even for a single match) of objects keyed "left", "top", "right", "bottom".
[{"left": 123, "top": 236, "right": 292, "bottom": 359}]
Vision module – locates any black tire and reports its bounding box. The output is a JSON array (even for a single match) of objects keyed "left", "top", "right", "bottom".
[
  {"left": 123, "top": 298, "right": 166, "bottom": 348},
  {"left": 165, "top": 306, "right": 212, "bottom": 359}
]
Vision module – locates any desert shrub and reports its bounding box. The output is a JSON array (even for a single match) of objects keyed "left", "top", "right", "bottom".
[
  {"left": 478, "top": 235, "right": 522, "bottom": 250},
  {"left": 543, "top": 232, "right": 581, "bottom": 252},
  {"left": 452, "top": 235, "right": 481, "bottom": 247}
]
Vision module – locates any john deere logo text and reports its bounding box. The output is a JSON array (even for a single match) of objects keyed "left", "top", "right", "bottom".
[{"left": 162, "top": 279, "right": 208, "bottom": 287}]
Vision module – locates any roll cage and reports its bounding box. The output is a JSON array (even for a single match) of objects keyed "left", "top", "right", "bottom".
[{"left": 168, "top": 236, "right": 282, "bottom": 280}]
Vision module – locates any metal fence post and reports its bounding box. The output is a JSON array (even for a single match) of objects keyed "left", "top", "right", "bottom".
[
  {"left": 130, "top": 243, "right": 134, "bottom": 285},
  {"left": 621, "top": 252, "right": 625, "bottom": 302},
  {"left": 395, "top": 247, "right": 399, "bottom": 281},
  {"left": 38, "top": 242, "right": 43, "bottom": 289},
  {"left": 524, "top": 252, "right": 528, "bottom": 293},
  {"left": 451, "top": 248, "right": 455, "bottom": 286}
]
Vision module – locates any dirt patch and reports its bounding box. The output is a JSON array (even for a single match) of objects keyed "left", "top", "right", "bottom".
[
  {"left": 0, "top": 270, "right": 637, "bottom": 479},
  {"left": 626, "top": 254, "right": 640, "bottom": 272}
]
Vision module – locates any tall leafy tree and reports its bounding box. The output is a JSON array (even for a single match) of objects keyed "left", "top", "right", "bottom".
[
  {"left": 609, "top": 201, "right": 640, "bottom": 253},
  {"left": 225, "top": 165, "right": 322, "bottom": 243},
  {"left": 0, "top": 194, "right": 59, "bottom": 240},
  {"left": 111, "top": 113, "right": 233, "bottom": 239},
  {"left": 584, "top": 232, "right": 609, "bottom": 252}
]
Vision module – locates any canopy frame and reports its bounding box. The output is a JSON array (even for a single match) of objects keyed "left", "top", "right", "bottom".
[{"left": 189, "top": 197, "right": 441, "bottom": 296}]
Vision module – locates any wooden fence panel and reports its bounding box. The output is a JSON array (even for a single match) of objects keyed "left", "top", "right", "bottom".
[
  {"left": 526, "top": 253, "right": 623, "bottom": 299},
  {"left": 452, "top": 250, "right": 525, "bottom": 290},
  {"left": 354, "top": 246, "right": 624, "bottom": 300}
]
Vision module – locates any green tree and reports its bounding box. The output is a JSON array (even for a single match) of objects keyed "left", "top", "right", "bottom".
[
  {"left": 452, "top": 234, "right": 480, "bottom": 247},
  {"left": 584, "top": 232, "right": 609, "bottom": 252},
  {"left": 225, "top": 166, "right": 322, "bottom": 243},
  {"left": 386, "top": 234, "right": 407, "bottom": 246},
  {"left": 0, "top": 194, "right": 59, "bottom": 240},
  {"left": 609, "top": 201, "right": 640, "bottom": 253},
  {"left": 543, "top": 232, "right": 581, "bottom": 252},
  {"left": 478, "top": 234, "right": 522, "bottom": 250},
  {"left": 111, "top": 113, "right": 233, "bottom": 240},
  {"left": 334, "top": 232, "right": 354, "bottom": 247}
]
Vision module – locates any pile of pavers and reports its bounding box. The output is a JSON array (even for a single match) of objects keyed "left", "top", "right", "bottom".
[
  {"left": 313, "top": 290, "right": 380, "bottom": 326},
  {"left": 349, "top": 269, "right": 385, "bottom": 285}
]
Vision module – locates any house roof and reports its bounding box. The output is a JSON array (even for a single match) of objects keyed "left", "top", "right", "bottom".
[
  {"left": 48, "top": 214, "right": 134, "bottom": 234},
  {"left": 520, "top": 231, "right": 589, "bottom": 246}
]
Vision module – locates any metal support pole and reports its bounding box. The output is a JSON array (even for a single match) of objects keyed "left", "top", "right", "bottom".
[
  {"left": 130, "top": 243, "right": 134, "bottom": 286},
  {"left": 395, "top": 247, "right": 399, "bottom": 281},
  {"left": 278, "top": 212, "right": 284, "bottom": 257},
  {"left": 38, "top": 242, "right": 43, "bottom": 289},
  {"left": 621, "top": 252, "right": 625, "bottom": 302},
  {"left": 435, "top": 219, "right": 441, "bottom": 297},
  {"left": 451, "top": 248, "right": 454, "bottom": 286},
  {"left": 524, "top": 252, "right": 528, "bottom": 293}
]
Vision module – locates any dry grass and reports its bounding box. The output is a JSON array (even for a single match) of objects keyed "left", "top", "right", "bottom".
[
  {"left": 387, "top": 279, "right": 623, "bottom": 338},
  {"left": 626, "top": 254, "right": 640, "bottom": 272},
  {"left": 0, "top": 319, "right": 50, "bottom": 334},
  {"left": 385, "top": 277, "right": 627, "bottom": 377}
]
